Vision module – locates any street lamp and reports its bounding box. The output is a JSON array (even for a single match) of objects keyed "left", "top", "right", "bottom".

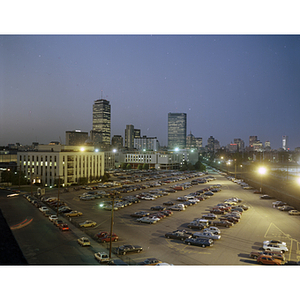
[{"left": 258, "top": 166, "right": 267, "bottom": 193}]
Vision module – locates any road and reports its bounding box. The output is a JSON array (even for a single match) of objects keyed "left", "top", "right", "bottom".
[{"left": 14, "top": 168, "right": 298, "bottom": 266}]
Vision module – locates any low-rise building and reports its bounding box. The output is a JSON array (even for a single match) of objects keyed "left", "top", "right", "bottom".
[{"left": 17, "top": 145, "right": 111, "bottom": 187}]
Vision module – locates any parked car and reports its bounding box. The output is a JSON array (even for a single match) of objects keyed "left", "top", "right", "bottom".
[
  {"left": 260, "top": 195, "right": 275, "bottom": 199},
  {"left": 139, "top": 258, "right": 162, "bottom": 265},
  {"left": 163, "top": 200, "right": 175, "bottom": 206},
  {"left": 65, "top": 210, "right": 83, "bottom": 217},
  {"left": 95, "top": 231, "right": 117, "bottom": 239},
  {"left": 94, "top": 252, "right": 110, "bottom": 263},
  {"left": 49, "top": 215, "right": 58, "bottom": 222},
  {"left": 77, "top": 237, "right": 91, "bottom": 246},
  {"left": 59, "top": 223, "right": 70, "bottom": 231},
  {"left": 203, "top": 227, "right": 221, "bottom": 235},
  {"left": 289, "top": 210, "right": 300, "bottom": 215},
  {"left": 210, "top": 209, "right": 225, "bottom": 215},
  {"left": 130, "top": 211, "right": 150, "bottom": 218},
  {"left": 151, "top": 206, "right": 166, "bottom": 211},
  {"left": 249, "top": 250, "right": 285, "bottom": 261},
  {"left": 53, "top": 219, "right": 64, "bottom": 227},
  {"left": 165, "top": 231, "right": 192, "bottom": 240},
  {"left": 262, "top": 243, "right": 288, "bottom": 253},
  {"left": 257, "top": 255, "right": 282, "bottom": 265},
  {"left": 39, "top": 206, "right": 49, "bottom": 213},
  {"left": 170, "top": 205, "right": 185, "bottom": 211},
  {"left": 98, "top": 234, "right": 119, "bottom": 243},
  {"left": 202, "top": 213, "right": 217, "bottom": 220},
  {"left": 116, "top": 244, "right": 143, "bottom": 255},
  {"left": 184, "top": 238, "right": 214, "bottom": 248},
  {"left": 212, "top": 220, "right": 234, "bottom": 228},
  {"left": 263, "top": 240, "right": 286, "bottom": 246},
  {"left": 192, "top": 231, "right": 221, "bottom": 240},
  {"left": 79, "top": 220, "right": 97, "bottom": 228},
  {"left": 136, "top": 216, "right": 159, "bottom": 224}
]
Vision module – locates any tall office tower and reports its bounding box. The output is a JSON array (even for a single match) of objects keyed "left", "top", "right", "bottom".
[
  {"left": 92, "top": 99, "right": 111, "bottom": 145},
  {"left": 125, "top": 125, "right": 135, "bottom": 149},
  {"left": 168, "top": 113, "right": 187, "bottom": 149},
  {"left": 282, "top": 136, "right": 288, "bottom": 150}
]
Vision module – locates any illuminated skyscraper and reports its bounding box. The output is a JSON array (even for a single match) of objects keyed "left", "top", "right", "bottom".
[
  {"left": 92, "top": 99, "right": 111, "bottom": 145},
  {"left": 282, "top": 135, "right": 288, "bottom": 150},
  {"left": 168, "top": 113, "right": 187, "bottom": 149}
]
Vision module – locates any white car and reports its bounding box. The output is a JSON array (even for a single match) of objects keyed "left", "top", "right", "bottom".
[
  {"left": 7, "top": 193, "right": 19, "bottom": 197},
  {"left": 94, "top": 252, "right": 110, "bottom": 263},
  {"left": 49, "top": 215, "right": 58, "bottom": 222},
  {"left": 136, "top": 217, "right": 159, "bottom": 224},
  {"left": 170, "top": 205, "right": 185, "bottom": 211},
  {"left": 289, "top": 210, "right": 300, "bottom": 215},
  {"left": 263, "top": 242, "right": 288, "bottom": 253},
  {"left": 203, "top": 227, "right": 221, "bottom": 235},
  {"left": 77, "top": 237, "right": 91, "bottom": 246},
  {"left": 39, "top": 206, "right": 49, "bottom": 213},
  {"left": 263, "top": 240, "right": 286, "bottom": 246}
]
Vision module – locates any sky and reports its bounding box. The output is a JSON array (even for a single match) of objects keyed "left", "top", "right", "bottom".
[
  {"left": 1, "top": 34, "right": 300, "bottom": 150},
  {"left": 1, "top": 0, "right": 300, "bottom": 151}
]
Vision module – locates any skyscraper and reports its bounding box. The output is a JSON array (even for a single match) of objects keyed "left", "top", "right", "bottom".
[
  {"left": 168, "top": 113, "right": 187, "bottom": 149},
  {"left": 92, "top": 99, "right": 111, "bottom": 145},
  {"left": 282, "top": 136, "right": 288, "bottom": 150}
]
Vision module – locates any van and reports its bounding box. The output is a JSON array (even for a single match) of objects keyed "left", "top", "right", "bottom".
[{"left": 193, "top": 218, "right": 210, "bottom": 227}]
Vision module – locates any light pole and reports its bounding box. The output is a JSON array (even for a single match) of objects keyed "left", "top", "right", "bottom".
[{"left": 258, "top": 166, "right": 267, "bottom": 193}]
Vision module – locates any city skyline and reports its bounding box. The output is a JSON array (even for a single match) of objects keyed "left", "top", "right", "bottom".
[{"left": 1, "top": 35, "right": 300, "bottom": 149}]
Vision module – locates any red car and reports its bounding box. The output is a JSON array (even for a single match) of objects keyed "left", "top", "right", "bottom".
[
  {"left": 59, "top": 223, "right": 70, "bottom": 231},
  {"left": 210, "top": 209, "right": 225, "bottom": 215},
  {"left": 257, "top": 255, "right": 282, "bottom": 265},
  {"left": 96, "top": 231, "right": 117, "bottom": 239},
  {"left": 98, "top": 234, "right": 119, "bottom": 243}
]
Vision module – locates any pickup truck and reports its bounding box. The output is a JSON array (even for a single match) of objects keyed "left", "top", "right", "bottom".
[{"left": 116, "top": 244, "right": 143, "bottom": 255}]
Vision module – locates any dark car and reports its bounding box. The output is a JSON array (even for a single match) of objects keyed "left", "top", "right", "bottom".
[
  {"left": 220, "top": 216, "right": 239, "bottom": 224},
  {"left": 139, "top": 258, "right": 162, "bottom": 265},
  {"left": 116, "top": 244, "right": 143, "bottom": 255},
  {"left": 202, "top": 213, "right": 217, "bottom": 220},
  {"left": 130, "top": 211, "right": 150, "bottom": 218},
  {"left": 187, "top": 222, "right": 207, "bottom": 230},
  {"left": 165, "top": 231, "right": 192, "bottom": 240},
  {"left": 163, "top": 200, "right": 175, "bottom": 206},
  {"left": 184, "top": 238, "right": 214, "bottom": 248},
  {"left": 210, "top": 209, "right": 225, "bottom": 215},
  {"left": 212, "top": 220, "right": 234, "bottom": 228},
  {"left": 260, "top": 195, "right": 275, "bottom": 199},
  {"left": 151, "top": 206, "right": 166, "bottom": 211}
]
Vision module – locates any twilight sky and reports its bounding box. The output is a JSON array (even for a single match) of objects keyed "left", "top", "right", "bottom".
[{"left": 1, "top": 35, "right": 300, "bottom": 149}]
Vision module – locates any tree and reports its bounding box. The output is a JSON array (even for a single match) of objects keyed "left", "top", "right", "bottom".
[
  {"left": 126, "top": 164, "right": 132, "bottom": 169},
  {"left": 137, "top": 164, "right": 143, "bottom": 170},
  {"left": 142, "top": 163, "right": 149, "bottom": 170},
  {"left": 121, "top": 163, "right": 127, "bottom": 170},
  {"left": 102, "top": 172, "right": 111, "bottom": 182}
]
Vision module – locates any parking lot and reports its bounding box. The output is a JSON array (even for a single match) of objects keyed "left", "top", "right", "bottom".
[{"left": 40, "top": 168, "right": 300, "bottom": 265}]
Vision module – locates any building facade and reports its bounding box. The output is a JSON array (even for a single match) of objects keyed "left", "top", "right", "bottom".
[
  {"left": 92, "top": 99, "right": 111, "bottom": 145},
  {"left": 17, "top": 145, "right": 106, "bottom": 187},
  {"left": 66, "top": 130, "right": 89, "bottom": 146},
  {"left": 111, "top": 135, "right": 123, "bottom": 149},
  {"left": 119, "top": 151, "right": 181, "bottom": 169},
  {"left": 168, "top": 113, "right": 187, "bottom": 150},
  {"left": 134, "top": 136, "right": 160, "bottom": 151}
]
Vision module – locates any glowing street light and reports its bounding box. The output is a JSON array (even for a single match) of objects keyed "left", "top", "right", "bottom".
[{"left": 258, "top": 166, "right": 267, "bottom": 193}]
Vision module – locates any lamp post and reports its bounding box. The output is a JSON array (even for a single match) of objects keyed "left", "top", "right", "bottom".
[
  {"left": 109, "top": 192, "right": 116, "bottom": 259},
  {"left": 258, "top": 166, "right": 267, "bottom": 194}
]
